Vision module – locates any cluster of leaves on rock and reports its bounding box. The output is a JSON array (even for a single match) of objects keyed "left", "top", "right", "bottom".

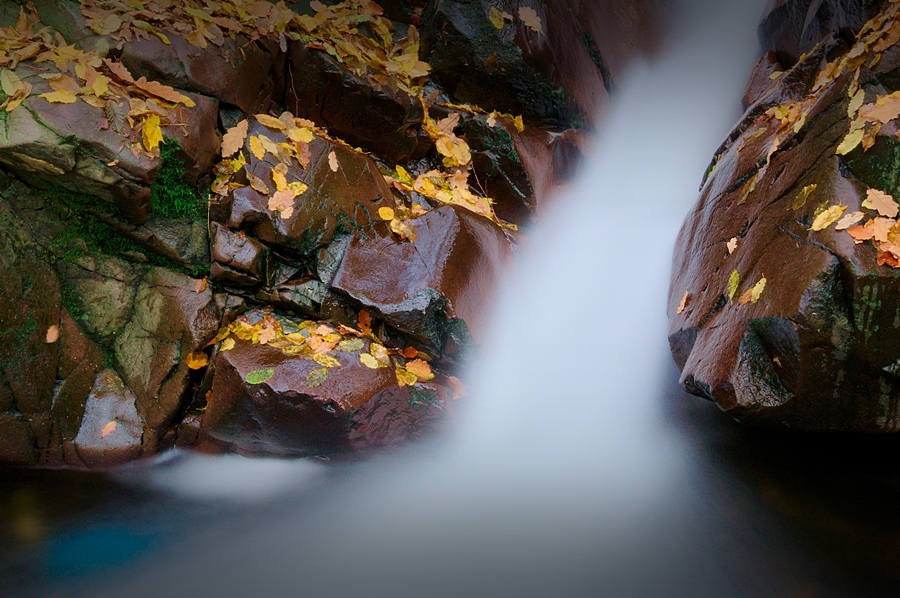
[
  {"left": 198, "top": 308, "right": 462, "bottom": 395},
  {"left": 0, "top": 3, "right": 195, "bottom": 158},
  {"left": 751, "top": 0, "right": 900, "bottom": 268}
]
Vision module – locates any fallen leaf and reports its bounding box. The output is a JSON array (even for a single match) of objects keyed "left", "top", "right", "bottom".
[
  {"left": 810, "top": 204, "right": 847, "bottom": 231},
  {"left": 358, "top": 310, "right": 372, "bottom": 334},
  {"left": 134, "top": 77, "right": 193, "bottom": 105},
  {"left": 101, "top": 420, "right": 117, "bottom": 438},
  {"left": 846, "top": 224, "right": 875, "bottom": 242},
  {"left": 142, "top": 114, "right": 163, "bottom": 152},
  {"left": 863, "top": 188, "right": 899, "bottom": 218},
  {"left": 726, "top": 237, "right": 738, "bottom": 254},
  {"left": 39, "top": 89, "right": 77, "bottom": 104},
  {"left": 45, "top": 325, "right": 59, "bottom": 343},
  {"left": 307, "top": 367, "right": 329, "bottom": 387},
  {"left": 739, "top": 277, "right": 767, "bottom": 305},
  {"left": 287, "top": 127, "right": 314, "bottom": 143},
  {"left": 360, "top": 353, "right": 385, "bottom": 369},
  {"left": 737, "top": 173, "right": 757, "bottom": 205},
  {"left": 405, "top": 358, "right": 434, "bottom": 380},
  {"left": 446, "top": 375, "right": 465, "bottom": 400},
  {"left": 519, "top": 6, "right": 542, "bottom": 33},
  {"left": 869, "top": 217, "right": 895, "bottom": 242},
  {"left": 196, "top": 277, "right": 208, "bottom": 293},
  {"left": 313, "top": 353, "right": 341, "bottom": 368},
  {"left": 835, "top": 211, "right": 865, "bottom": 230},
  {"left": 378, "top": 206, "right": 395, "bottom": 220},
  {"left": 220, "top": 337, "right": 236, "bottom": 351},
  {"left": 836, "top": 123, "right": 865, "bottom": 155},
  {"left": 486, "top": 112, "right": 497, "bottom": 127},
  {"left": 676, "top": 291, "right": 690, "bottom": 315},
  {"left": 268, "top": 189, "right": 297, "bottom": 219},
  {"left": 336, "top": 338, "right": 365, "bottom": 352},
  {"left": 185, "top": 351, "right": 209, "bottom": 369},
  {"left": 402, "top": 346, "right": 418, "bottom": 359},
  {"left": 489, "top": 7, "right": 513, "bottom": 29},
  {"left": 395, "top": 366, "right": 418, "bottom": 387},
  {"left": 103, "top": 59, "right": 135, "bottom": 84},
  {"left": 513, "top": 115, "right": 524, "bottom": 132},
  {"left": 791, "top": 184, "right": 818, "bottom": 210},
  {"left": 859, "top": 92, "right": 900, "bottom": 123},
  {"left": 249, "top": 135, "right": 266, "bottom": 160},
  {"left": 222, "top": 119, "right": 248, "bottom": 157},
  {"left": 848, "top": 88, "right": 865, "bottom": 117},
  {"left": 255, "top": 113, "right": 286, "bottom": 130},
  {"left": 727, "top": 269, "right": 740, "bottom": 302},
  {"left": 246, "top": 171, "right": 271, "bottom": 194},
  {"left": 245, "top": 368, "right": 275, "bottom": 385},
  {"left": 328, "top": 150, "right": 338, "bottom": 172}
]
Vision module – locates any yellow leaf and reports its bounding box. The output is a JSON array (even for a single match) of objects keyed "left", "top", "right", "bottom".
[
  {"left": 736, "top": 173, "right": 757, "bottom": 205},
  {"left": 739, "top": 277, "right": 767, "bottom": 305},
  {"left": 306, "top": 367, "right": 329, "bottom": 388},
  {"left": 810, "top": 204, "right": 847, "bottom": 231},
  {"left": 287, "top": 181, "right": 308, "bottom": 195},
  {"left": 39, "top": 89, "right": 78, "bottom": 104},
  {"left": 220, "top": 338, "right": 236, "bottom": 351},
  {"left": 271, "top": 168, "right": 288, "bottom": 191},
  {"left": 255, "top": 113, "right": 287, "bottom": 130},
  {"left": 791, "top": 184, "right": 817, "bottom": 210},
  {"left": 0, "top": 69, "right": 23, "bottom": 96},
  {"left": 360, "top": 353, "right": 386, "bottom": 369},
  {"left": 91, "top": 74, "right": 108, "bottom": 97},
  {"left": 313, "top": 353, "right": 341, "bottom": 368},
  {"left": 513, "top": 115, "right": 524, "bottom": 132},
  {"left": 378, "top": 207, "right": 395, "bottom": 220},
  {"left": 769, "top": 71, "right": 784, "bottom": 80},
  {"left": 395, "top": 366, "right": 418, "bottom": 387},
  {"left": 287, "top": 127, "right": 314, "bottom": 143},
  {"left": 519, "top": 6, "right": 542, "bottom": 33},
  {"left": 726, "top": 269, "right": 740, "bottom": 302},
  {"left": 848, "top": 88, "right": 865, "bottom": 117},
  {"left": 489, "top": 7, "right": 507, "bottom": 29},
  {"left": 142, "top": 114, "right": 163, "bottom": 152},
  {"left": 185, "top": 351, "right": 209, "bottom": 369},
  {"left": 390, "top": 218, "right": 416, "bottom": 241},
  {"left": 249, "top": 135, "right": 266, "bottom": 160},
  {"left": 836, "top": 124, "right": 865, "bottom": 155},
  {"left": 222, "top": 119, "right": 248, "bottom": 157}
]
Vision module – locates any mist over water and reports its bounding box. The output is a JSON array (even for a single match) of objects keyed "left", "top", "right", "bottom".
[{"left": 54, "top": 0, "right": 826, "bottom": 595}]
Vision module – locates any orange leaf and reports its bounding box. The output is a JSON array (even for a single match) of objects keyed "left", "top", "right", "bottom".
[
  {"left": 101, "top": 420, "right": 117, "bottom": 438},
  {"left": 222, "top": 119, "right": 248, "bottom": 157},
  {"left": 402, "top": 346, "right": 418, "bottom": 358},
  {"left": 405, "top": 358, "right": 433, "bottom": 380},
  {"left": 358, "top": 310, "right": 372, "bottom": 334},
  {"left": 45, "top": 325, "right": 59, "bottom": 343},
  {"left": 133, "top": 77, "right": 193, "bottom": 105},
  {"left": 185, "top": 351, "right": 209, "bottom": 369}
]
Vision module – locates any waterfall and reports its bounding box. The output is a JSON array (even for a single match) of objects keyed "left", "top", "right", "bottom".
[{"left": 100, "top": 1, "right": 774, "bottom": 596}]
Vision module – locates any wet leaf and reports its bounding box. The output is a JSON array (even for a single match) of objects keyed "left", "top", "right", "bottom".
[
  {"left": 257, "top": 326, "right": 276, "bottom": 345},
  {"left": 358, "top": 310, "right": 372, "bottom": 334},
  {"left": 836, "top": 123, "right": 865, "bottom": 155},
  {"left": 739, "top": 277, "right": 766, "bottom": 305},
  {"left": 378, "top": 206, "right": 395, "bottom": 220},
  {"left": 519, "top": 6, "right": 542, "bottom": 33},
  {"left": 835, "top": 211, "right": 865, "bottom": 230},
  {"left": 726, "top": 269, "right": 740, "bottom": 302},
  {"left": 101, "top": 420, "right": 117, "bottom": 438},
  {"left": 336, "top": 338, "right": 365, "bottom": 352},
  {"left": 142, "top": 114, "right": 163, "bottom": 152},
  {"left": 859, "top": 92, "right": 900, "bottom": 123},
  {"left": 220, "top": 337, "right": 236, "bottom": 352},
  {"left": 676, "top": 291, "right": 690, "bottom": 315},
  {"left": 245, "top": 368, "right": 275, "bottom": 385},
  {"left": 791, "top": 184, "right": 817, "bottom": 210},
  {"left": 395, "top": 366, "right": 418, "bottom": 387},
  {"left": 810, "top": 204, "right": 847, "bottom": 231},
  {"left": 863, "top": 188, "right": 899, "bottom": 218},
  {"left": 45, "top": 325, "right": 59, "bottom": 343},
  {"left": 39, "top": 89, "right": 77, "bottom": 104},
  {"left": 249, "top": 135, "right": 266, "bottom": 160},
  {"left": 870, "top": 217, "right": 895, "bottom": 242},
  {"left": 726, "top": 237, "right": 738, "bottom": 254},
  {"left": 306, "top": 367, "right": 329, "bottom": 387},
  {"left": 134, "top": 77, "right": 194, "bottom": 105},
  {"left": 847, "top": 224, "right": 875, "bottom": 242},
  {"left": 255, "top": 113, "right": 286, "bottom": 130},
  {"left": 287, "top": 127, "right": 314, "bottom": 143},
  {"left": 402, "top": 346, "right": 418, "bottom": 358},
  {"left": 328, "top": 150, "right": 338, "bottom": 172},
  {"left": 185, "top": 351, "right": 209, "bottom": 369},
  {"left": 489, "top": 7, "right": 512, "bottom": 29},
  {"left": 268, "top": 189, "right": 297, "bottom": 219},
  {"left": 222, "top": 119, "right": 248, "bottom": 157},
  {"left": 736, "top": 173, "right": 757, "bottom": 205},
  {"left": 405, "top": 358, "right": 433, "bottom": 381},
  {"left": 246, "top": 171, "right": 271, "bottom": 194},
  {"left": 848, "top": 88, "right": 865, "bottom": 117},
  {"left": 360, "top": 353, "right": 385, "bottom": 369},
  {"left": 313, "top": 353, "right": 341, "bottom": 368}
]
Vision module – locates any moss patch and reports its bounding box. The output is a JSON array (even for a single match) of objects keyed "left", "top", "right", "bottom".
[{"left": 150, "top": 136, "right": 204, "bottom": 219}]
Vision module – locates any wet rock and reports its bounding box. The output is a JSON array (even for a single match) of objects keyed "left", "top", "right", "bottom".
[
  {"left": 286, "top": 43, "right": 426, "bottom": 163},
  {"left": 209, "top": 222, "right": 268, "bottom": 287},
  {"left": 759, "top": 0, "right": 887, "bottom": 65},
  {"left": 72, "top": 369, "right": 145, "bottom": 468},
  {"left": 198, "top": 316, "right": 446, "bottom": 457},
  {"left": 742, "top": 51, "right": 784, "bottom": 110},
  {"left": 668, "top": 17, "right": 900, "bottom": 431},
  {"left": 331, "top": 205, "right": 513, "bottom": 351},
  {"left": 119, "top": 35, "right": 281, "bottom": 115},
  {"left": 224, "top": 121, "right": 390, "bottom": 254}
]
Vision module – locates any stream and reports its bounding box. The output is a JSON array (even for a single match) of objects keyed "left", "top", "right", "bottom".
[{"left": 4, "top": 0, "right": 900, "bottom": 596}]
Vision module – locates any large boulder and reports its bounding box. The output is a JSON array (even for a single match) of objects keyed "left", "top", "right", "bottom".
[{"left": 669, "top": 6, "right": 900, "bottom": 431}]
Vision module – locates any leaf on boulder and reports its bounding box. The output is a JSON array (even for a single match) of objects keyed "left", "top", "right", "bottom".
[
  {"left": 313, "top": 353, "right": 341, "bottom": 368},
  {"left": 246, "top": 171, "right": 271, "bottom": 194},
  {"left": 360, "top": 353, "right": 385, "bottom": 369},
  {"left": 328, "top": 150, "right": 338, "bottom": 172},
  {"left": 726, "top": 237, "right": 738, "bottom": 254},
  {"left": 249, "top": 135, "right": 266, "bottom": 160},
  {"left": 676, "top": 291, "right": 690, "bottom": 315},
  {"left": 222, "top": 119, "right": 248, "bottom": 157},
  {"left": 378, "top": 206, "right": 395, "bottom": 220},
  {"left": 489, "top": 7, "right": 512, "bottom": 29},
  {"left": 336, "top": 338, "right": 365, "bottom": 352},
  {"left": 245, "top": 368, "right": 275, "bottom": 385},
  {"left": 39, "top": 89, "right": 77, "bottom": 104},
  {"left": 101, "top": 420, "right": 117, "bottom": 438},
  {"left": 306, "top": 367, "right": 329, "bottom": 388},
  {"left": 519, "top": 6, "right": 542, "bottom": 33},
  {"left": 791, "top": 184, "right": 817, "bottom": 210},
  {"left": 45, "top": 325, "right": 59, "bottom": 343},
  {"left": 141, "top": 114, "right": 163, "bottom": 152},
  {"left": 739, "top": 277, "right": 766, "bottom": 305},
  {"left": 836, "top": 122, "right": 865, "bottom": 155},
  {"left": 405, "top": 358, "right": 433, "bottom": 381},
  {"left": 395, "top": 366, "right": 418, "bottom": 387},
  {"left": 255, "top": 113, "right": 286, "bottom": 130},
  {"left": 810, "top": 204, "right": 847, "bottom": 231},
  {"left": 133, "top": 77, "right": 194, "bottom": 106},
  {"left": 220, "top": 337, "right": 236, "bottom": 351},
  {"left": 835, "top": 211, "right": 865, "bottom": 230},
  {"left": 268, "top": 189, "right": 297, "bottom": 219},
  {"left": 863, "top": 188, "right": 899, "bottom": 218},
  {"left": 726, "top": 269, "right": 740, "bottom": 302}
]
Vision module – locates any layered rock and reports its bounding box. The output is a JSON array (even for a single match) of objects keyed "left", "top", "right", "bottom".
[{"left": 669, "top": 3, "right": 900, "bottom": 430}]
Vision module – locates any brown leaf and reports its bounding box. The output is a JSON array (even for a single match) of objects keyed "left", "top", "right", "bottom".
[
  {"left": 133, "top": 77, "right": 192, "bottom": 105},
  {"left": 221, "top": 119, "right": 248, "bottom": 157},
  {"left": 45, "top": 325, "right": 59, "bottom": 343},
  {"left": 863, "top": 188, "right": 899, "bottom": 218},
  {"left": 358, "top": 310, "right": 372, "bottom": 335},
  {"left": 103, "top": 59, "right": 135, "bottom": 84},
  {"left": 246, "top": 171, "right": 271, "bottom": 194}
]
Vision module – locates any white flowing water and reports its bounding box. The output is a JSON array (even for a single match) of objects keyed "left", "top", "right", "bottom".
[{"left": 36, "top": 0, "right": 877, "bottom": 596}]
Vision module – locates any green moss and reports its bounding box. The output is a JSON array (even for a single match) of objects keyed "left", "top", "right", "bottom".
[
  {"left": 482, "top": 126, "right": 520, "bottom": 164},
  {"left": 408, "top": 386, "right": 439, "bottom": 410},
  {"left": 150, "top": 136, "right": 204, "bottom": 218},
  {"left": 843, "top": 136, "right": 900, "bottom": 198}
]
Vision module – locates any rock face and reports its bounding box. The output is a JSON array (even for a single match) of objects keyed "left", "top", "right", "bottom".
[
  {"left": 0, "top": 0, "right": 662, "bottom": 468},
  {"left": 669, "top": 3, "right": 900, "bottom": 431}
]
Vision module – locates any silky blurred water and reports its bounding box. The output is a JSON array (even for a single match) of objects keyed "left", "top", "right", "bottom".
[{"left": 5, "top": 0, "right": 900, "bottom": 596}]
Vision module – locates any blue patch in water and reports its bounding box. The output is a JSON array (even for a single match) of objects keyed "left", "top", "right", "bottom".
[{"left": 42, "top": 524, "right": 158, "bottom": 579}]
